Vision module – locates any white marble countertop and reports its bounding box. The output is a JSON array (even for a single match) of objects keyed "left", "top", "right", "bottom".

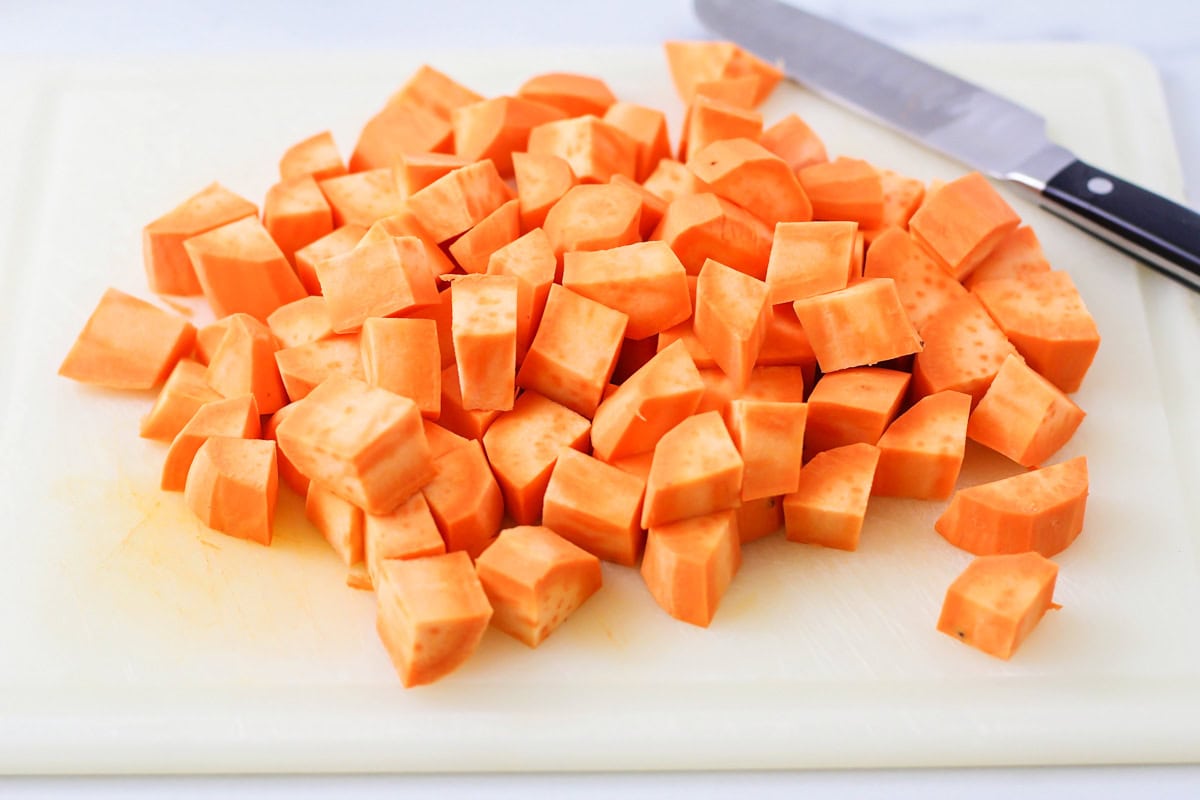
[{"left": 1, "top": 1, "right": 1197, "bottom": 797}]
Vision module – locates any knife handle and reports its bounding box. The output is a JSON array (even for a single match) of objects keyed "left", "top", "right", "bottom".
[{"left": 1042, "top": 159, "right": 1200, "bottom": 293}]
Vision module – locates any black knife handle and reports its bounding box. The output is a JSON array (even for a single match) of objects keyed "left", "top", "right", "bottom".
[{"left": 1042, "top": 159, "right": 1200, "bottom": 292}]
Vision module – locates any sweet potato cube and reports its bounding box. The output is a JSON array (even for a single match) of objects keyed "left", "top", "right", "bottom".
[
  {"left": 687, "top": 138, "right": 812, "bottom": 228},
  {"left": 274, "top": 376, "right": 433, "bottom": 515},
  {"left": 316, "top": 235, "right": 437, "bottom": 334},
  {"left": 543, "top": 183, "right": 642, "bottom": 260},
  {"left": 449, "top": 199, "right": 521, "bottom": 275},
  {"left": 603, "top": 101, "right": 672, "bottom": 182},
  {"left": 422, "top": 438, "right": 504, "bottom": 557},
  {"left": 375, "top": 552, "right": 492, "bottom": 688},
  {"left": 912, "top": 293, "right": 1019, "bottom": 406},
  {"left": 935, "top": 457, "right": 1088, "bottom": 557},
  {"left": 641, "top": 410, "right": 743, "bottom": 529},
  {"left": 516, "top": 284, "right": 628, "bottom": 418},
  {"left": 393, "top": 151, "right": 471, "bottom": 198},
  {"left": 405, "top": 159, "right": 511, "bottom": 243},
  {"left": 804, "top": 367, "right": 910, "bottom": 457},
  {"left": 765, "top": 221, "right": 857, "bottom": 304},
  {"left": 361, "top": 209, "right": 457, "bottom": 286},
  {"left": 486, "top": 228, "right": 556, "bottom": 362},
  {"left": 759, "top": 113, "right": 828, "bottom": 173},
  {"left": 653, "top": 192, "right": 772, "bottom": 279},
  {"left": 318, "top": 169, "right": 403, "bottom": 228},
  {"left": 475, "top": 525, "right": 603, "bottom": 647},
  {"left": 305, "top": 481, "right": 365, "bottom": 565},
  {"left": 643, "top": 158, "right": 704, "bottom": 203},
  {"left": 736, "top": 496, "right": 785, "bottom": 543},
  {"left": 728, "top": 399, "right": 808, "bottom": 501},
  {"left": 360, "top": 317, "right": 440, "bottom": 418},
  {"left": 294, "top": 225, "right": 365, "bottom": 295},
  {"left": 161, "top": 394, "right": 260, "bottom": 492},
  {"left": 641, "top": 509, "right": 741, "bottom": 628},
  {"left": 437, "top": 362, "right": 502, "bottom": 440},
  {"left": 349, "top": 101, "right": 452, "bottom": 173},
  {"left": 860, "top": 168, "right": 926, "bottom": 243},
  {"left": 184, "top": 437, "right": 278, "bottom": 546},
  {"left": 140, "top": 358, "right": 222, "bottom": 441},
  {"left": 937, "top": 552, "right": 1061, "bottom": 660},
  {"left": 205, "top": 313, "right": 288, "bottom": 414},
  {"left": 692, "top": 74, "right": 759, "bottom": 108},
  {"left": 274, "top": 334, "right": 363, "bottom": 402},
  {"left": 364, "top": 491, "right": 446, "bottom": 588},
  {"left": 797, "top": 157, "right": 885, "bottom": 228},
  {"left": 963, "top": 225, "right": 1053, "bottom": 289},
  {"left": 971, "top": 270, "right": 1100, "bottom": 393},
  {"left": 266, "top": 295, "right": 334, "bottom": 349},
  {"left": 451, "top": 273, "right": 518, "bottom": 412},
  {"left": 543, "top": 449, "right": 647, "bottom": 566},
  {"left": 59, "top": 288, "right": 196, "bottom": 391},
  {"left": 663, "top": 40, "right": 782, "bottom": 107},
  {"left": 388, "top": 64, "right": 484, "bottom": 123},
  {"left": 263, "top": 175, "right": 334, "bottom": 266},
  {"left": 143, "top": 183, "right": 258, "bottom": 295},
  {"left": 184, "top": 216, "right": 307, "bottom": 322},
  {"left": 908, "top": 172, "right": 1021, "bottom": 280},
  {"left": 528, "top": 115, "right": 638, "bottom": 185},
  {"left": 873, "top": 390, "right": 971, "bottom": 500},
  {"left": 784, "top": 442, "right": 880, "bottom": 552},
  {"left": 482, "top": 391, "right": 591, "bottom": 525},
  {"left": 610, "top": 174, "right": 666, "bottom": 239},
  {"left": 967, "top": 354, "right": 1086, "bottom": 467},
  {"left": 518, "top": 72, "right": 617, "bottom": 117},
  {"left": 562, "top": 241, "right": 691, "bottom": 341},
  {"left": 756, "top": 304, "right": 818, "bottom": 381},
  {"left": 792, "top": 277, "right": 922, "bottom": 373},
  {"left": 694, "top": 258, "right": 772, "bottom": 390},
  {"left": 862, "top": 227, "right": 969, "bottom": 332},
  {"left": 511, "top": 151, "right": 578, "bottom": 232},
  {"left": 678, "top": 95, "right": 763, "bottom": 164},
  {"left": 279, "top": 130, "right": 346, "bottom": 183},
  {"left": 452, "top": 96, "right": 567, "bottom": 178}
]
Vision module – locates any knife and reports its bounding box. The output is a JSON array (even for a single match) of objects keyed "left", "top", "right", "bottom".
[{"left": 694, "top": 0, "right": 1200, "bottom": 293}]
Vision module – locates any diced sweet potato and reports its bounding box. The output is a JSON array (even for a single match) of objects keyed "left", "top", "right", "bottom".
[
  {"left": 641, "top": 410, "right": 743, "bottom": 529},
  {"left": 143, "top": 183, "right": 258, "bottom": 295},
  {"left": 804, "top": 367, "right": 910, "bottom": 458},
  {"left": 543, "top": 448, "right": 647, "bottom": 566},
  {"left": 641, "top": 509, "right": 741, "bottom": 627},
  {"left": 305, "top": 481, "right": 365, "bottom": 565},
  {"left": 184, "top": 216, "right": 307, "bottom": 322},
  {"left": 784, "top": 442, "right": 880, "bottom": 552},
  {"left": 184, "top": 436, "right": 278, "bottom": 546},
  {"left": 938, "top": 552, "right": 1061, "bottom": 659},
  {"left": 561, "top": 241, "right": 691, "bottom": 341},
  {"left": 162, "top": 394, "right": 260, "bottom": 492}
]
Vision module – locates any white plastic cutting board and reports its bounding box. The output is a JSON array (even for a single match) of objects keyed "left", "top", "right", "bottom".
[{"left": 0, "top": 44, "right": 1197, "bottom": 774}]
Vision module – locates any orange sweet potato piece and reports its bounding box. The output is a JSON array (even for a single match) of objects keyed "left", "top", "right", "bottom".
[
  {"left": 727, "top": 399, "right": 808, "bottom": 501},
  {"left": 185, "top": 436, "right": 278, "bottom": 546},
  {"left": 204, "top": 313, "right": 287, "bottom": 414},
  {"left": 393, "top": 151, "right": 471, "bottom": 197},
  {"left": 518, "top": 72, "right": 617, "bottom": 117},
  {"left": 911, "top": 293, "right": 1020, "bottom": 406},
  {"left": 765, "top": 220, "right": 857, "bottom": 304},
  {"left": 859, "top": 168, "right": 926, "bottom": 244},
  {"left": 265, "top": 402, "right": 308, "bottom": 496},
  {"left": 792, "top": 278, "right": 922, "bottom": 373},
  {"left": 375, "top": 552, "right": 492, "bottom": 688},
  {"left": 161, "top": 394, "right": 260, "bottom": 492},
  {"left": 873, "top": 390, "right": 971, "bottom": 500},
  {"left": 318, "top": 169, "right": 403, "bottom": 228},
  {"left": 610, "top": 174, "right": 667, "bottom": 239},
  {"left": 274, "top": 334, "right": 363, "bottom": 402},
  {"left": 362, "top": 208, "right": 458, "bottom": 286},
  {"left": 143, "top": 183, "right": 258, "bottom": 295},
  {"left": 542, "top": 448, "right": 647, "bottom": 566},
  {"left": 692, "top": 74, "right": 760, "bottom": 108},
  {"left": 452, "top": 95, "right": 567, "bottom": 177},
  {"left": 937, "top": 552, "right": 1061, "bottom": 660},
  {"left": 516, "top": 284, "right": 628, "bottom": 418},
  {"left": 140, "top": 358, "right": 221, "bottom": 441},
  {"left": 797, "top": 157, "right": 884, "bottom": 228},
  {"left": 963, "top": 225, "right": 1053, "bottom": 289},
  {"left": 971, "top": 271, "right": 1100, "bottom": 393},
  {"left": 908, "top": 172, "right": 1021, "bottom": 280},
  {"left": 511, "top": 151, "right": 578, "bottom": 232},
  {"left": 448, "top": 199, "right": 521, "bottom": 274},
  {"left": 360, "top": 317, "right": 441, "bottom": 418},
  {"left": 364, "top": 491, "right": 446, "bottom": 588},
  {"left": 422, "top": 438, "right": 504, "bottom": 557},
  {"left": 603, "top": 101, "right": 672, "bottom": 182},
  {"left": 450, "top": 273, "right": 518, "bottom": 412},
  {"left": 935, "top": 457, "right": 1088, "bottom": 557},
  {"left": 694, "top": 258, "right": 772, "bottom": 390},
  {"left": 641, "top": 509, "right": 741, "bottom": 628},
  {"left": 388, "top": 64, "right": 484, "bottom": 123},
  {"left": 305, "top": 481, "right": 365, "bottom": 565},
  {"left": 542, "top": 183, "right": 642, "bottom": 261},
  {"left": 59, "top": 288, "right": 196, "bottom": 391},
  {"left": 967, "top": 354, "right": 1085, "bottom": 467},
  {"left": 653, "top": 192, "right": 772, "bottom": 278},
  {"left": 486, "top": 228, "right": 556, "bottom": 362},
  {"left": 274, "top": 376, "right": 434, "bottom": 515},
  {"left": 562, "top": 240, "right": 691, "bottom": 340},
  {"left": 678, "top": 95, "right": 763, "bottom": 163},
  {"left": 184, "top": 216, "right": 307, "bottom": 322},
  {"left": 784, "top": 442, "right": 880, "bottom": 551},
  {"left": 642, "top": 158, "right": 704, "bottom": 203},
  {"left": 862, "top": 227, "right": 969, "bottom": 332},
  {"left": 591, "top": 339, "right": 705, "bottom": 463},
  {"left": 804, "top": 367, "right": 909, "bottom": 458},
  {"left": 528, "top": 115, "right": 638, "bottom": 184},
  {"left": 293, "top": 224, "right": 365, "bottom": 295},
  {"left": 741, "top": 365, "right": 808, "bottom": 403},
  {"left": 316, "top": 235, "right": 438, "bottom": 333},
  {"left": 266, "top": 295, "right": 334, "bottom": 349},
  {"left": 263, "top": 175, "right": 334, "bottom": 266},
  {"left": 349, "top": 102, "right": 452, "bottom": 173},
  {"left": 641, "top": 410, "right": 743, "bottom": 529},
  {"left": 475, "top": 525, "right": 603, "bottom": 647},
  {"left": 756, "top": 304, "right": 817, "bottom": 382},
  {"left": 406, "top": 159, "right": 511, "bottom": 243},
  {"left": 687, "top": 138, "right": 812, "bottom": 228},
  {"left": 437, "top": 362, "right": 502, "bottom": 441},
  {"left": 736, "top": 495, "right": 784, "bottom": 543},
  {"left": 482, "top": 391, "right": 591, "bottom": 525},
  {"left": 279, "top": 131, "right": 347, "bottom": 183},
  {"left": 759, "top": 113, "right": 828, "bottom": 173},
  {"left": 663, "top": 40, "right": 783, "bottom": 107}
]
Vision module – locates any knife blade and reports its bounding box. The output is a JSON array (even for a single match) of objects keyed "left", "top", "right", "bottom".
[{"left": 694, "top": 0, "right": 1200, "bottom": 293}]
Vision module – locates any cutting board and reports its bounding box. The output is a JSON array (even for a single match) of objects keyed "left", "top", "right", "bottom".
[{"left": 0, "top": 43, "right": 1197, "bottom": 774}]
